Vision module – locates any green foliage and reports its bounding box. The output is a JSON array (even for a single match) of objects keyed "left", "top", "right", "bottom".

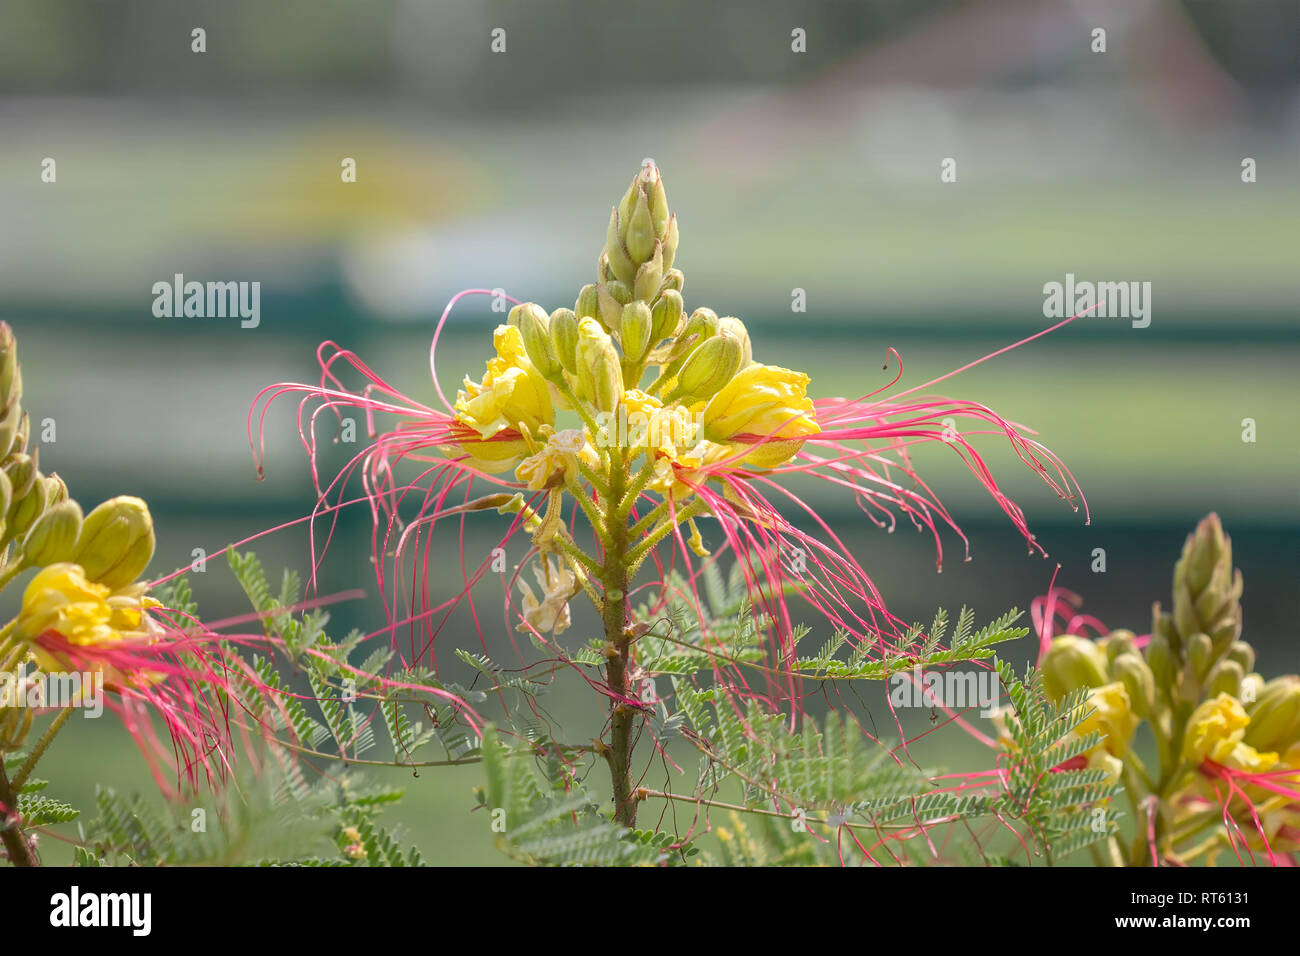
[
  {"left": 78, "top": 771, "right": 420, "bottom": 867},
  {"left": 35, "top": 550, "right": 1117, "bottom": 868},
  {"left": 792, "top": 606, "right": 1028, "bottom": 680},
  {"left": 477, "top": 724, "right": 697, "bottom": 866}
]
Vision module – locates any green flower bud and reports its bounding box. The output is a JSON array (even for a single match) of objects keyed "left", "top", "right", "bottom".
[
  {"left": 8, "top": 468, "right": 46, "bottom": 538},
  {"left": 1185, "top": 632, "right": 1214, "bottom": 683},
  {"left": 661, "top": 269, "right": 684, "bottom": 295},
  {"left": 549, "top": 308, "right": 580, "bottom": 375},
  {"left": 44, "top": 473, "right": 68, "bottom": 507},
  {"left": 73, "top": 495, "right": 156, "bottom": 589},
  {"left": 1102, "top": 629, "right": 1137, "bottom": 664},
  {"left": 22, "top": 499, "right": 83, "bottom": 567},
  {"left": 612, "top": 161, "right": 676, "bottom": 273},
  {"left": 626, "top": 189, "right": 657, "bottom": 264},
  {"left": 509, "top": 303, "right": 560, "bottom": 381},
  {"left": 4, "top": 452, "right": 37, "bottom": 502},
  {"left": 666, "top": 332, "right": 742, "bottom": 405},
  {"left": 0, "top": 402, "right": 21, "bottom": 460},
  {"left": 633, "top": 242, "right": 663, "bottom": 302},
  {"left": 574, "top": 319, "right": 623, "bottom": 415},
  {"left": 1040, "top": 635, "right": 1109, "bottom": 702},
  {"left": 650, "top": 290, "right": 684, "bottom": 345},
  {"left": 662, "top": 214, "right": 679, "bottom": 272},
  {"left": 8, "top": 411, "right": 29, "bottom": 457},
  {"left": 674, "top": 308, "right": 719, "bottom": 357},
  {"left": 0, "top": 321, "right": 19, "bottom": 403},
  {"left": 0, "top": 470, "right": 11, "bottom": 523},
  {"left": 619, "top": 301, "right": 653, "bottom": 364},
  {"left": 717, "top": 316, "right": 752, "bottom": 367},
  {"left": 1172, "top": 513, "right": 1242, "bottom": 654},
  {"left": 597, "top": 281, "right": 632, "bottom": 330},
  {"left": 575, "top": 284, "right": 601, "bottom": 322},
  {"left": 1111, "top": 653, "right": 1156, "bottom": 718},
  {"left": 1145, "top": 631, "right": 1176, "bottom": 704},
  {"left": 1205, "top": 659, "right": 1244, "bottom": 701},
  {"left": 1244, "top": 676, "right": 1300, "bottom": 751},
  {"left": 604, "top": 207, "right": 637, "bottom": 286},
  {"left": 1225, "top": 640, "right": 1255, "bottom": 674}
]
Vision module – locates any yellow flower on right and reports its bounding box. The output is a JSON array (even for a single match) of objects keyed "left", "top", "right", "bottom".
[
  {"left": 700, "top": 364, "right": 819, "bottom": 468},
  {"left": 1183, "top": 693, "right": 1279, "bottom": 772}
]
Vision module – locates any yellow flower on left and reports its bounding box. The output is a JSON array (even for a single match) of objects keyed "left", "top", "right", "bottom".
[
  {"left": 452, "top": 325, "right": 555, "bottom": 471},
  {"left": 14, "top": 562, "right": 161, "bottom": 679}
]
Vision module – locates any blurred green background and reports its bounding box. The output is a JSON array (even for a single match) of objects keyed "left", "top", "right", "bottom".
[{"left": 1, "top": 0, "right": 1297, "bottom": 863}]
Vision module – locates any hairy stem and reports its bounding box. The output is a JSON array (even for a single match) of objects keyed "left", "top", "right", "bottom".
[{"left": 601, "top": 447, "right": 639, "bottom": 828}]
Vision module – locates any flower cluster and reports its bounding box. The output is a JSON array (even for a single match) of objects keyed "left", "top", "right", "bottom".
[
  {"left": 450, "top": 160, "right": 819, "bottom": 505},
  {"left": 253, "top": 162, "right": 1087, "bottom": 827},
  {"left": 1004, "top": 514, "right": 1299, "bottom": 865},
  {"left": 0, "top": 322, "right": 246, "bottom": 812}
]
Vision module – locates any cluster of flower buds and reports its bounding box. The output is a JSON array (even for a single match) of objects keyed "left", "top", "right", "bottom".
[
  {"left": 0, "top": 324, "right": 160, "bottom": 692},
  {"left": 1031, "top": 514, "right": 1299, "bottom": 862},
  {"left": 0, "top": 326, "right": 156, "bottom": 589},
  {"left": 452, "top": 162, "right": 818, "bottom": 495}
]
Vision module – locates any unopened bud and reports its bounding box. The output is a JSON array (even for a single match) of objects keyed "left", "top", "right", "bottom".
[
  {"left": 549, "top": 308, "right": 580, "bottom": 375},
  {"left": 597, "top": 281, "right": 632, "bottom": 330},
  {"left": 1205, "top": 659, "right": 1244, "bottom": 700},
  {"left": 575, "top": 284, "right": 601, "bottom": 322},
  {"left": 22, "top": 499, "right": 83, "bottom": 567},
  {"left": 651, "top": 290, "right": 684, "bottom": 345},
  {"left": 1225, "top": 640, "right": 1255, "bottom": 674},
  {"left": 73, "top": 495, "right": 156, "bottom": 590},
  {"left": 0, "top": 322, "right": 21, "bottom": 405},
  {"left": 510, "top": 303, "right": 560, "bottom": 381},
  {"left": 575, "top": 319, "right": 623, "bottom": 415},
  {"left": 1144, "top": 632, "right": 1176, "bottom": 708},
  {"left": 604, "top": 207, "right": 637, "bottom": 286},
  {"left": 625, "top": 191, "right": 657, "bottom": 265},
  {"left": 717, "top": 317, "right": 752, "bottom": 367},
  {"left": 1185, "top": 632, "right": 1214, "bottom": 683},
  {"left": 8, "top": 468, "right": 46, "bottom": 538},
  {"left": 620, "top": 301, "right": 653, "bottom": 364},
  {"left": 633, "top": 242, "right": 664, "bottom": 302},
  {"left": 667, "top": 332, "right": 742, "bottom": 405},
  {"left": 3, "top": 453, "right": 37, "bottom": 502},
  {"left": 661, "top": 269, "right": 684, "bottom": 295},
  {"left": 1040, "top": 635, "right": 1109, "bottom": 702},
  {"left": 1244, "top": 676, "right": 1300, "bottom": 751},
  {"left": 1111, "top": 654, "right": 1155, "bottom": 718}
]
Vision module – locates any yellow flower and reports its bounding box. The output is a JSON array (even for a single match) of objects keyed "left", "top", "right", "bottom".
[
  {"left": 1183, "top": 693, "right": 1258, "bottom": 766},
  {"left": 14, "top": 562, "right": 161, "bottom": 684},
  {"left": 514, "top": 428, "right": 599, "bottom": 491},
  {"left": 700, "top": 363, "right": 819, "bottom": 468},
  {"left": 454, "top": 324, "right": 554, "bottom": 440},
  {"left": 1075, "top": 682, "right": 1138, "bottom": 757}
]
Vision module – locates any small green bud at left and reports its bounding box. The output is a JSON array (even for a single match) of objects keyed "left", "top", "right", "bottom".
[
  {"left": 22, "top": 499, "right": 83, "bottom": 567},
  {"left": 510, "top": 303, "right": 559, "bottom": 381},
  {"left": 549, "top": 308, "right": 580, "bottom": 375},
  {"left": 1040, "top": 635, "right": 1108, "bottom": 702},
  {"left": 73, "top": 495, "right": 156, "bottom": 589}
]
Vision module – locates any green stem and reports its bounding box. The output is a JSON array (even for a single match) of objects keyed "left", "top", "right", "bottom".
[
  {"left": 600, "top": 446, "right": 639, "bottom": 828},
  {"left": 12, "top": 707, "right": 74, "bottom": 791},
  {"left": 626, "top": 498, "right": 710, "bottom": 570}
]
